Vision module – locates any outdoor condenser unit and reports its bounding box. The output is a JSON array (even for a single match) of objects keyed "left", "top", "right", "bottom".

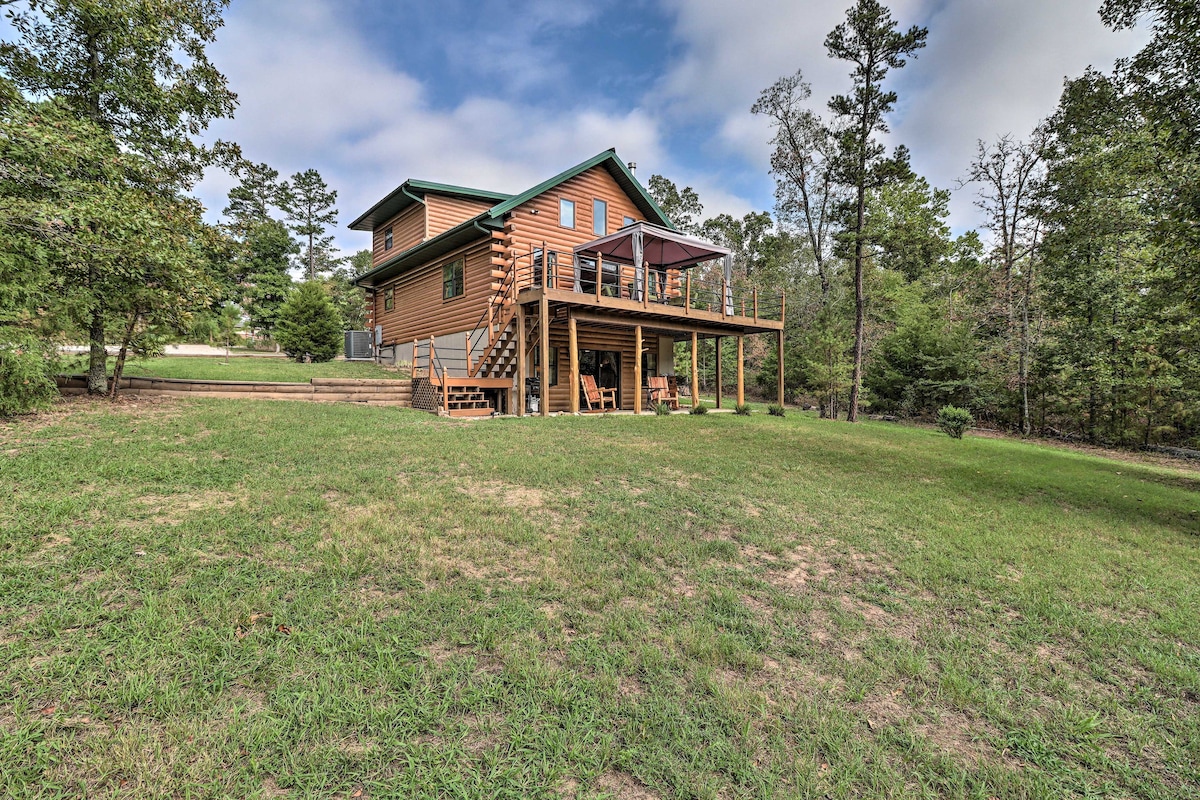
[{"left": 343, "top": 330, "right": 374, "bottom": 361}]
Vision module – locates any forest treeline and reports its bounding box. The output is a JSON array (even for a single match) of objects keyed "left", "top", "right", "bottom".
[
  {"left": 650, "top": 0, "right": 1198, "bottom": 448},
  {"left": 1, "top": 0, "right": 1196, "bottom": 450}
]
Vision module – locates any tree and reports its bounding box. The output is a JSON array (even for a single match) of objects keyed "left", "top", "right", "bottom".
[
  {"left": 0, "top": 0, "right": 238, "bottom": 394},
  {"left": 282, "top": 169, "right": 338, "bottom": 280},
  {"left": 274, "top": 281, "right": 341, "bottom": 363},
  {"left": 824, "top": 0, "right": 927, "bottom": 422},
  {"left": 238, "top": 219, "right": 296, "bottom": 336},
  {"left": 752, "top": 70, "right": 842, "bottom": 298},
  {"left": 963, "top": 133, "right": 1046, "bottom": 435},
  {"left": 224, "top": 161, "right": 284, "bottom": 236},
  {"left": 215, "top": 302, "right": 241, "bottom": 364},
  {"left": 646, "top": 175, "right": 704, "bottom": 235}
]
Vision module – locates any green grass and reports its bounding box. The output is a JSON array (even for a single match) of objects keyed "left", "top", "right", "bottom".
[
  {"left": 60, "top": 355, "right": 405, "bottom": 382},
  {"left": 1, "top": 399, "right": 1198, "bottom": 798}
]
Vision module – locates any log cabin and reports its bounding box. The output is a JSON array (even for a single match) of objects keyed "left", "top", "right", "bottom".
[{"left": 351, "top": 149, "right": 785, "bottom": 417}]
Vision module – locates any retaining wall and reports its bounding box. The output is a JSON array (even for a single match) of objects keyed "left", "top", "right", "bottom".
[{"left": 56, "top": 376, "right": 412, "bottom": 406}]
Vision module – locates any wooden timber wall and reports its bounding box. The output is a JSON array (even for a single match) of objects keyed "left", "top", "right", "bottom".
[
  {"left": 425, "top": 195, "right": 494, "bottom": 239},
  {"left": 371, "top": 203, "right": 425, "bottom": 267},
  {"left": 56, "top": 376, "right": 412, "bottom": 406},
  {"left": 372, "top": 238, "right": 494, "bottom": 347},
  {"left": 540, "top": 321, "right": 662, "bottom": 413}
]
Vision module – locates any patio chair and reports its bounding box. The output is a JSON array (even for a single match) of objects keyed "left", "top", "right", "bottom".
[
  {"left": 648, "top": 376, "right": 679, "bottom": 410},
  {"left": 581, "top": 374, "right": 617, "bottom": 411}
]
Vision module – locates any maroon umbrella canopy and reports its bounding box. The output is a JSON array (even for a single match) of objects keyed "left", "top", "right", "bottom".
[{"left": 573, "top": 222, "right": 730, "bottom": 269}]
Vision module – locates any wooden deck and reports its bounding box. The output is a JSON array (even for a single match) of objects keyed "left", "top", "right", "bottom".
[{"left": 517, "top": 286, "right": 784, "bottom": 336}]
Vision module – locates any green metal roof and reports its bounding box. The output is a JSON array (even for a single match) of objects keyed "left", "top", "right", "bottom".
[
  {"left": 482, "top": 149, "right": 674, "bottom": 229},
  {"left": 347, "top": 180, "right": 512, "bottom": 231}
]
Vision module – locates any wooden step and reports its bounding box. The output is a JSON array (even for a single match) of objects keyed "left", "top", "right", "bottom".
[{"left": 447, "top": 407, "right": 494, "bottom": 417}]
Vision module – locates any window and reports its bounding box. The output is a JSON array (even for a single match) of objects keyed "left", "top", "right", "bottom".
[
  {"left": 442, "top": 258, "right": 464, "bottom": 300},
  {"left": 384, "top": 287, "right": 394, "bottom": 311},
  {"left": 533, "top": 345, "right": 559, "bottom": 386},
  {"left": 623, "top": 216, "right": 636, "bottom": 228},
  {"left": 642, "top": 349, "right": 658, "bottom": 382},
  {"left": 384, "top": 226, "right": 393, "bottom": 250},
  {"left": 559, "top": 198, "right": 575, "bottom": 229},
  {"left": 593, "top": 199, "right": 607, "bottom": 236}
]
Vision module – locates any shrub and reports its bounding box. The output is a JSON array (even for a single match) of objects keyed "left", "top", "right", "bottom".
[
  {"left": 688, "top": 402, "right": 708, "bottom": 415},
  {"left": 936, "top": 405, "right": 974, "bottom": 439},
  {"left": 275, "top": 282, "right": 342, "bottom": 363},
  {"left": 767, "top": 403, "right": 785, "bottom": 417},
  {"left": 653, "top": 402, "right": 672, "bottom": 416},
  {"left": 734, "top": 403, "right": 751, "bottom": 416},
  {"left": 0, "top": 336, "right": 57, "bottom": 416}
]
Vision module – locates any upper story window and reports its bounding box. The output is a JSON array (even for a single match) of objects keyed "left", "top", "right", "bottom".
[
  {"left": 593, "top": 199, "right": 607, "bottom": 236},
  {"left": 623, "top": 216, "right": 636, "bottom": 228},
  {"left": 442, "top": 258, "right": 465, "bottom": 300},
  {"left": 384, "top": 287, "right": 395, "bottom": 310},
  {"left": 559, "top": 198, "right": 575, "bottom": 229},
  {"left": 384, "top": 226, "right": 393, "bottom": 250}
]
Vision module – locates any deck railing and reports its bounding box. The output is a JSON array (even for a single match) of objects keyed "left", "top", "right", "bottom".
[{"left": 506, "top": 244, "right": 785, "bottom": 322}]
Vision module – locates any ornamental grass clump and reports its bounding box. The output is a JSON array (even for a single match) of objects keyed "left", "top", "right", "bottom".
[
  {"left": 734, "top": 403, "right": 752, "bottom": 416},
  {"left": 688, "top": 402, "right": 708, "bottom": 415},
  {"left": 767, "top": 403, "right": 785, "bottom": 417},
  {"left": 653, "top": 402, "right": 672, "bottom": 416},
  {"left": 936, "top": 405, "right": 974, "bottom": 439}
]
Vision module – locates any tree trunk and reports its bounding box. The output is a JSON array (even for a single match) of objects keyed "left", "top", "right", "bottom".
[
  {"left": 109, "top": 310, "right": 140, "bottom": 400},
  {"left": 847, "top": 182, "right": 866, "bottom": 423},
  {"left": 86, "top": 307, "right": 108, "bottom": 395}
]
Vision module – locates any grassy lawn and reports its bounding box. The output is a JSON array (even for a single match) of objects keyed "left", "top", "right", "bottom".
[
  {"left": 60, "top": 355, "right": 406, "bottom": 383},
  {"left": 1, "top": 399, "right": 1197, "bottom": 798}
]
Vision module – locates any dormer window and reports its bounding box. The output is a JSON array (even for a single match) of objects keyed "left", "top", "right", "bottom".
[
  {"left": 559, "top": 198, "right": 575, "bottom": 229},
  {"left": 384, "top": 227, "right": 393, "bottom": 250}
]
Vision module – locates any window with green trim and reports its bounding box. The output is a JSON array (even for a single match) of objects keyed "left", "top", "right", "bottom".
[
  {"left": 384, "top": 227, "right": 393, "bottom": 250},
  {"left": 442, "top": 258, "right": 464, "bottom": 300},
  {"left": 384, "top": 287, "right": 394, "bottom": 311}
]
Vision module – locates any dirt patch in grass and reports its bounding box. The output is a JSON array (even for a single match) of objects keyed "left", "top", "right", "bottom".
[
  {"left": 127, "top": 490, "right": 245, "bottom": 526},
  {"left": 596, "top": 770, "right": 659, "bottom": 799}
]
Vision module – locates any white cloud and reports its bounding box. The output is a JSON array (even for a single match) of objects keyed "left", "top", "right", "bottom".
[
  {"left": 651, "top": 0, "right": 1149, "bottom": 234},
  {"left": 195, "top": 0, "right": 667, "bottom": 254}
]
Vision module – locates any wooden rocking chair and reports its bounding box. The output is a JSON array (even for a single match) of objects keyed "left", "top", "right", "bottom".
[
  {"left": 580, "top": 374, "right": 617, "bottom": 411},
  {"left": 647, "top": 376, "right": 679, "bottom": 410}
]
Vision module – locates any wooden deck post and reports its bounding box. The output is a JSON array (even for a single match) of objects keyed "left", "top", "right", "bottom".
[
  {"left": 465, "top": 330, "right": 472, "bottom": 376},
  {"left": 714, "top": 336, "right": 722, "bottom": 409},
  {"left": 690, "top": 331, "right": 699, "bottom": 408},
  {"left": 411, "top": 338, "right": 418, "bottom": 379},
  {"left": 777, "top": 329, "right": 785, "bottom": 407},
  {"left": 634, "top": 325, "right": 643, "bottom": 414},
  {"left": 568, "top": 313, "right": 579, "bottom": 414},
  {"left": 539, "top": 294, "right": 549, "bottom": 417},
  {"left": 684, "top": 271, "right": 691, "bottom": 315},
  {"left": 737, "top": 335, "right": 745, "bottom": 407},
  {"left": 428, "top": 336, "right": 436, "bottom": 380},
  {"left": 595, "top": 253, "right": 603, "bottom": 303},
  {"left": 516, "top": 304, "right": 526, "bottom": 417},
  {"left": 753, "top": 288, "right": 758, "bottom": 320}
]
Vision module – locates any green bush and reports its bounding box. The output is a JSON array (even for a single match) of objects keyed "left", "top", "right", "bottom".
[
  {"left": 688, "top": 402, "right": 708, "bottom": 415},
  {"left": 936, "top": 405, "right": 974, "bottom": 439},
  {"left": 767, "top": 403, "right": 785, "bottom": 417},
  {"left": 0, "top": 336, "right": 58, "bottom": 416},
  {"left": 275, "top": 282, "right": 342, "bottom": 363},
  {"left": 653, "top": 402, "right": 672, "bottom": 416},
  {"left": 734, "top": 403, "right": 751, "bottom": 416}
]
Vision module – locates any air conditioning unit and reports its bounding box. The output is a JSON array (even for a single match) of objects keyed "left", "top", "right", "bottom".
[{"left": 344, "top": 330, "right": 374, "bottom": 361}]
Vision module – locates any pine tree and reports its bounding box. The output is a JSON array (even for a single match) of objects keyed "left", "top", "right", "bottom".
[
  {"left": 274, "top": 281, "right": 341, "bottom": 363},
  {"left": 281, "top": 169, "right": 338, "bottom": 280}
]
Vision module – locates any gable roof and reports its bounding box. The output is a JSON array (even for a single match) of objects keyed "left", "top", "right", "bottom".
[
  {"left": 480, "top": 149, "right": 674, "bottom": 230},
  {"left": 347, "top": 180, "right": 512, "bottom": 232},
  {"left": 353, "top": 149, "right": 674, "bottom": 288}
]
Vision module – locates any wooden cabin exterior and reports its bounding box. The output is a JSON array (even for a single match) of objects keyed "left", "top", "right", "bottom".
[{"left": 351, "top": 150, "right": 785, "bottom": 417}]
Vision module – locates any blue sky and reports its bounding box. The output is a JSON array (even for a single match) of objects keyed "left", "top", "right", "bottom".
[{"left": 191, "top": 0, "right": 1149, "bottom": 253}]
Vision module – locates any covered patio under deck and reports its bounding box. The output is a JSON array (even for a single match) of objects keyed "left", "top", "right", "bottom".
[{"left": 513, "top": 223, "right": 786, "bottom": 416}]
